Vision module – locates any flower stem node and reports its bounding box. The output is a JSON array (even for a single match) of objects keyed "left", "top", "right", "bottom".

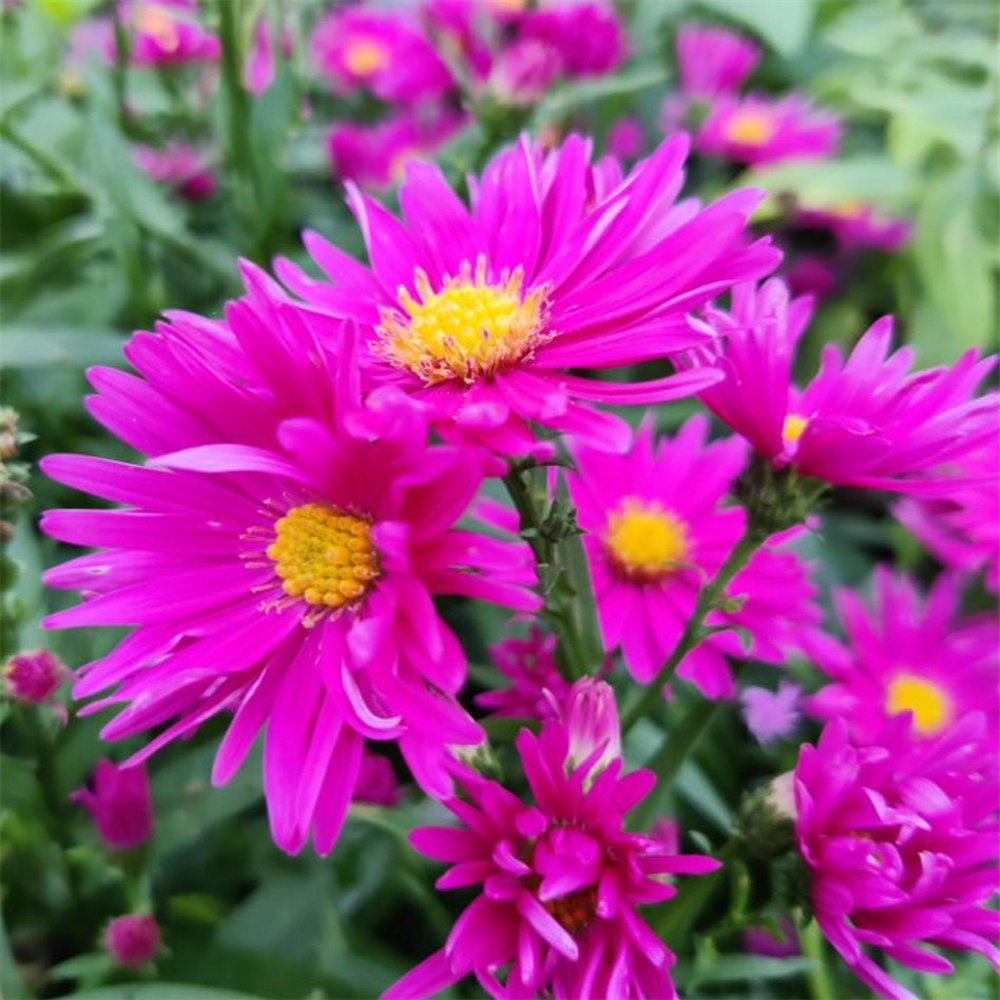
[{"left": 735, "top": 456, "right": 827, "bottom": 540}]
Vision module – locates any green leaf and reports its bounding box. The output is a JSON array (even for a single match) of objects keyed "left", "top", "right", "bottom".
[
  {"left": 0, "top": 909, "right": 29, "bottom": 1000},
  {"left": 0, "top": 327, "right": 125, "bottom": 369},
  {"left": 533, "top": 65, "right": 669, "bottom": 125},
  {"left": 695, "top": 0, "right": 815, "bottom": 56},
  {"left": 689, "top": 954, "right": 814, "bottom": 986},
  {"left": 62, "top": 985, "right": 259, "bottom": 1000}
]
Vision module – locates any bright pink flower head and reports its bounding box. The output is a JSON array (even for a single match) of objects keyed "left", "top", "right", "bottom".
[
  {"left": 105, "top": 913, "right": 160, "bottom": 966},
  {"left": 354, "top": 750, "right": 401, "bottom": 808},
  {"left": 675, "top": 23, "right": 760, "bottom": 99},
  {"left": 740, "top": 679, "right": 801, "bottom": 745},
  {"left": 517, "top": 1, "right": 628, "bottom": 79},
  {"left": 697, "top": 94, "right": 841, "bottom": 166},
  {"left": 805, "top": 569, "right": 999, "bottom": 746},
  {"left": 795, "top": 202, "right": 912, "bottom": 252},
  {"left": 488, "top": 37, "right": 562, "bottom": 104},
  {"left": 894, "top": 437, "right": 1000, "bottom": 593},
  {"left": 385, "top": 684, "right": 719, "bottom": 1000},
  {"left": 120, "top": 0, "right": 220, "bottom": 65},
  {"left": 277, "top": 134, "right": 778, "bottom": 457},
  {"left": 794, "top": 717, "right": 1000, "bottom": 1000},
  {"left": 134, "top": 142, "right": 216, "bottom": 201},
  {"left": 566, "top": 416, "right": 823, "bottom": 698},
  {"left": 327, "top": 109, "right": 466, "bottom": 192},
  {"left": 4, "top": 649, "right": 68, "bottom": 705},
  {"left": 71, "top": 759, "right": 154, "bottom": 850},
  {"left": 681, "top": 279, "right": 999, "bottom": 494},
  {"left": 311, "top": 6, "right": 455, "bottom": 104},
  {"left": 477, "top": 626, "right": 569, "bottom": 720},
  {"left": 42, "top": 266, "right": 540, "bottom": 856}
]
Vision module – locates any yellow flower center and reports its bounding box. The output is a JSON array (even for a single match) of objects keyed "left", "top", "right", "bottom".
[
  {"left": 134, "top": 4, "right": 180, "bottom": 51},
  {"left": 605, "top": 499, "right": 690, "bottom": 581},
  {"left": 830, "top": 199, "right": 866, "bottom": 220},
  {"left": 724, "top": 110, "right": 777, "bottom": 147},
  {"left": 266, "top": 503, "right": 379, "bottom": 609},
  {"left": 783, "top": 414, "right": 809, "bottom": 444},
  {"left": 490, "top": 0, "right": 528, "bottom": 10},
  {"left": 885, "top": 673, "right": 952, "bottom": 736},
  {"left": 343, "top": 38, "right": 390, "bottom": 77},
  {"left": 376, "top": 256, "right": 550, "bottom": 385}
]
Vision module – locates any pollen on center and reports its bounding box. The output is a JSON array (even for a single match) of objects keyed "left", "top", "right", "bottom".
[
  {"left": 375, "top": 255, "right": 550, "bottom": 385},
  {"left": 605, "top": 498, "right": 690, "bottom": 582},
  {"left": 783, "top": 413, "right": 809, "bottom": 444},
  {"left": 886, "top": 673, "right": 953, "bottom": 736},
  {"left": 267, "top": 503, "right": 379, "bottom": 609},
  {"left": 724, "top": 110, "right": 777, "bottom": 147}
]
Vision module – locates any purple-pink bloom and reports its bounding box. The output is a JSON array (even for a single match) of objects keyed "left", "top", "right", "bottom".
[
  {"left": 563, "top": 676, "right": 620, "bottom": 774},
  {"left": 745, "top": 916, "right": 799, "bottom": 958},
  {"left": 696, "top": 94, "right": 841, "bottom": 165},
  {"left": 134, "top": 142, "right": 216, "bottom": 201},
  {"left": 276, "top": 133, "right": 778, "bottom": 456},
  {"left": 681, "top": 278, "right": 999, "bottom": 494},
  {"left": 120, "top": 0, "right": 220, "bottom": 66},
  {"left": 311, "top": 6, "right": 455, "bottom": 105},
  {"left": 517, "top": 1, "right": 627, "bottom": 79},
  {"left": 354, "top": 750, "right": 401, "bottom": 808},
  {"left": 566, "top": 416, "right": 823, "bottom": 698},
  {"left": 740, "top": 680, "right": 801, "bottom": 744},
  {"left": 384, "top": 682, "right": 719, "bottom": 1000},
  {"left": 606, "top": 117, "right": 644, "bottom": 160},
  {"left": 794, "top": 201, "right": 912, "bottom": 252},
  {"left": 794, "top": 716, "right": 1000, "bottom": 1000},
  {"left": 487, "top": 37, "right": 562, "bottom": 105},
  {"left": 804, "top": 568, "right": 998, "bottom": 746},
  {"left": 477, "top": 626, "right": 570, "bottom": 721},
  {"left": 105, "top": 914, "right": 160, "bottom": 966},
  {"left": 4, "top": 649, "right": 68, "bottom": 705},
  {"left": 675, "top": 23, "right": 761, "bottom": 99},
  {"left": 42, "top": 268, "right": 540, "bottom": 856},
  {"left": 71, "top": 759, "right": 154, "bottom": 851}
]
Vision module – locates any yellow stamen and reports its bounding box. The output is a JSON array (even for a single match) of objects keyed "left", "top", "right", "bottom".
[
  {"left": 830, "top": 199, "right": 865, "bottom": 220},
  {"left": 376, "top": 255, "right": 550, "bottom": 385},
  {"left": 343, "top": 38, "right": 390, "bottom": 77},
  {"left": 724, "top": 110, "right": 777, "bottom": 147},
  {"left": 134, "top": 4, "right": 180, "bottom": 51},
  {"left": 886, "top": 673, "right": 952, "bottom": 736},
  {"left": 267, "top": 503, "right": 379, "bottom": 609},
  {"left": 782, "top": 414, "right": 809, "bottom": 444},
  {"left": 605, "top": 498, "right": 690, "bottom": 581}
]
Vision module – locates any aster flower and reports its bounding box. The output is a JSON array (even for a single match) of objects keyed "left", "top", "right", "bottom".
[
  {"left": 794, "top": 717, "right": 1000, "bottom": 1000},
  {"left": 805, "top": 568, "right": 998, "bottom": 745},
  {"left": 487, "top": 37, "right": 563, "bottom": 105},
  {"left": 4, "top": 648, "right": 69, "bottom": 707},
  {"left": 71, "top": 759, "right": 154, "bottom": 851},
  {"left": 477, "top": 626, "right": 570, "bottom": 720},
  {"left": 121, "top": 0, "right": 220, "bottom": 66},
  {"left": 740, "top": 680, "right": 802, "bottom": 744},
  {"left": 794, "top": 201, "right": 912, "bottom": 252},
  {"left": 566, "top": 416, "right": 822, "bottom": 698},
  {"left": 680, "top": 279, "right": 999, "bottom": 494},
  {"left": 42, "top": 267, "right": 540, "bottom": 856},
  {"left": 105, "top": 914, "right": 161, "bottom": 967},
  {"left": 516, "top": 1, "right": 627, "bottom": 79},
  {"left": 384, "top": 680, "right": 719, "bottom": 1000},
  {"left": 696, "top": 94, "right": 841, "bottom": 166},
  {"left": 277, "top": 133, "right": 779, "bottom": 455},
  {"left": 311, "top": 5, "right": 454, "bottom": 105},
  {"left": 133, "top": 142, "right": 216, "bottom": 201},
  {"left": 675, "top": 23, "right": 761, "bottom": 99}
]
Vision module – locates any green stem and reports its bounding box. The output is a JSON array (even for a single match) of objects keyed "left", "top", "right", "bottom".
[
  {"left": 0, "top": 119, "right": 81, "bottom": 191},
  {"left": 802, "top": 919, "right": 836, "bottom": 1000},
  {"left": 620, "top": 529, "right": 760, "bottom": 732},
  {"left": 655, "top": 837, "right": 739, "bottom": 942}
]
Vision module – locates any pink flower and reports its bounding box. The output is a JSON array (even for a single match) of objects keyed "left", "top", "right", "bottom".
[
  {"left": 680, "top": 279, "right": 999, "bottom": 494},
  {"left": 794, "top": 717, "right": 1000, "bottom": 1000},
  {"left": 740, "top": 680, "right": 801, "bottom": 744},
  {"left": 517, "top": 2, "right": 628, "bottom": 79},
  {"left": 4, "top": 649, "right": 68, "bottom": 705},
  {"left": 42, "top": 267, "right": 540, "bottom": 856},
  {"left": 784, "top": 253, "right": 838, "bottom": 300},
  {"left": 384, "top": 683, "right": 719, "bottom": 999},
  {"left": 675, "top": 23, "right": 761, "bottom": 99},
  {"left": 566, "top": 416, "right": 823, "bottom": 698},
  {"left": 71, "top": 759, "right": 154, "bottom": 850},
  {"left": 120, "top": 0, "right": 220, "bottom": 66},
  {"left": 696, "top": 94, "right": 841, "bottom": 165},
  {"left": 563, "top": 677, "right": 620, "bottom": 774},
  {"left": 745, "top": 917, "right": 799, "bottom": 958},
  {"left": 354, "top": 751, "right": 401, "bottom": 807},
  {"left": 606, "top": 117, "right": 644, "bottom": 160},
  {"left": 277, "top": 134, "right": 778, "bottom": 456},
  {"left": 795, "top": 202, "right": 912, "bottom": 252},
  {"left": 134, "top": 142, "right": 216, "bottom": 201},
  {"left": 894, "top": 438, "right": 999, "bottom": 593},
  {"left": 311, "top": 6, "right": 455, "bottom": 104},
  {"left": 476, "top": 626, "right": 570, "bottom": 720},
  {"left": 105, "top": 914, "right": 160, "bottom": 966},
  {"left": 327, "top": 109, "right": 466, "bottom": 192},
  {"left": 488, "top": 37, "right": 562, "bottom": 104},
  {"left": 805, "top": 569, "right": 998, "bottom": 746}
]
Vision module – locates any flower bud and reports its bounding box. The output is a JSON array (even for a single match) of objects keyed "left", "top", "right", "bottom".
[
  {"left": 737, "top": 771, "right": 796, "bottom": 860},
  {"left": 71, "top": 759, "right": 154, "bottom": 851},
  {"left": 4, "top": 649, "right": 68, "bottom": 704},
  {"left": 564, "top": 678, "right": 621, "bottom": 774},
  {"left": 353, "top": 751, "right": 400, "bottom": 807},
  {"left": 105, "top": 914, "right": 160, "bottom": 967}
]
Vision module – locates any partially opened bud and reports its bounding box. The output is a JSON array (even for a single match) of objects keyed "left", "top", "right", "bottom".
[
  {"left": 564, "top": 678, "right": 621, "bottom": 774},
  {"left": 105, "top": 914, "right": 160, "bottom": 967},
  {"left": 71, "top": 759, "right": 154, "bottom": 851},
  {"left": 4, "top": 649, "right": 68, "bottom": 704}
]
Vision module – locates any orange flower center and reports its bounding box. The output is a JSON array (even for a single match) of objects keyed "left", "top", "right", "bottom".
[{"left": 605, "top": 498, "right": 690, "bottom": 582}]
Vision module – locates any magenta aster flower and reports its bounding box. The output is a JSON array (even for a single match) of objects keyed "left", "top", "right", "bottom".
[
  {"left": 794, "top": 201, "right": 912, "bottom": 252},
  {"left": 805, "top": 568, "right": 998, "bottom": 746},
  {"left": 42, "top": 269, "right": 540, "bottom": 855},
  {"left": 675, "top": 23, "right": 761, "bottom": 99},
  {"left": 740, "top": 679, "right": 802, "bottom": 745},
  {"left": 71, "top": 759, "right": 154, "bottom": 851},
  {"left": 277, "top": 134, "right": 778, "bottom": 455},
  {"left": 487, "top": 37, "right": 563, "bottom": 105},
  {"left": 681, "top": 279, "right": 999, "bottom": 494},
  {"left": 477, "top": 626, "right": 570, "bottom": 721},
  {"left": 696, "top": 94, "right": 841, "bottom": 165},
  {"left": 566, "top": 416, "right": 822, "bottom": 698},
  {"left": 385, "top": 680, "right": 719, "bottom": 1000},
  {"left": 311, "top": 6, "right": 454, "bottom": 104},
  {"left": 120, "top": 0, "right": 220, "bottom": 66},
  {"left": 105, "top": 914, "right": 161, "bottom": 967},
  {"left": 795, "top": 717, "right": 1000, "bottom": 1000},
  {"left": 517, "top": 1, "right": 627, "bottom": 79},
  {"left": 134, "top": 142, "right": 216, "bottom": 201}
]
